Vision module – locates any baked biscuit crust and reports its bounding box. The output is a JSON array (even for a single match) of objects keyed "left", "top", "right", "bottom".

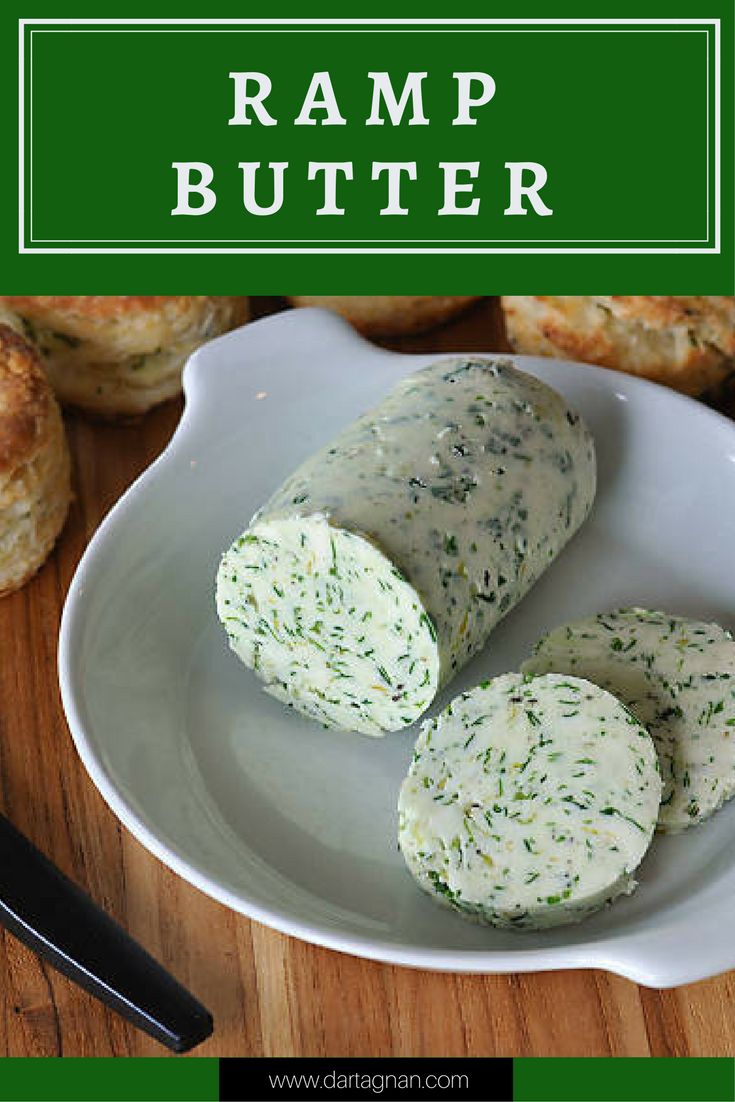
[
  {"left": 501, "top": 296, "right": 735, "bottom": 396},
  {"left": 288, "top": 296, "right": 481, "bottom": 337},
  {"left": 0, "top": 323, "right": 71, "bottom": 596},
  {"left": 1, "top": 296, "right": 249, "bottom": 417}
]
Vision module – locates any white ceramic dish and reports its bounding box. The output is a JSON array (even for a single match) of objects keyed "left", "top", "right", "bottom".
[{"left": 59, "top": 308, "right": 735, "bottom": 987}]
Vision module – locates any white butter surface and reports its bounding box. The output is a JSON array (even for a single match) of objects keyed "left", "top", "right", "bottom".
[{"left": 398, "top": 673, "right": 660, "bottom": 929}]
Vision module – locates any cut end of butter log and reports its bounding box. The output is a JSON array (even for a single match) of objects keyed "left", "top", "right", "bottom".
[
  {"left": 216, "top": 356, "right": 596, "bottom": 735},
  {"left": 217, "top": 517, "right": 440, "bottom": 735},
  {"left": 398, "top": 673, "right": 661, "bottom": 930}
]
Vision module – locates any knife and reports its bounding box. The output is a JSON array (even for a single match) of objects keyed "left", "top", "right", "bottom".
[{"left": 0, "top": 813, "right": 213, "bottom": 1052}]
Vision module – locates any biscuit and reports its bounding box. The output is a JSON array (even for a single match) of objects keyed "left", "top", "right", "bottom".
[
  {"left": 0, "top": 296, "right": 249, "bottom": 417},
  {"left": 501, "top": 296, "right": 735, "bottom": 396},
  {"left": 288, "top": 296, "right": 481, "bottom": 337},
  {"left": 0, "top": 322, "right": 71, "bottom": 596}
]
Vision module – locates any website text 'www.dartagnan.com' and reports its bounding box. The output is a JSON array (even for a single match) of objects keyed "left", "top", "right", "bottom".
[
  {"left": 267, "top": 1070, "right": 470, "bottom": 1095},
  {"left": 219, "top": 1057, "right": 509, "bottom": 1100}
]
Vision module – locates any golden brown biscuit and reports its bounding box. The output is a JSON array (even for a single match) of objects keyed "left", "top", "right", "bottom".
[
  {"left": 0, "top": 296, "right": 249, "bottom": 417},
  {"left": 288, "top": 296, "right": 481, "bottom": 337},
  {"left": 501, "top": 296, "right": 735, "bottom": 396},
  {"left": 0, "top": 322, "right": 71, "bottom": 596}
]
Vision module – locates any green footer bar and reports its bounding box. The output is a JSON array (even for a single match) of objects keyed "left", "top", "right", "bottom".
[{"left": 0, "top": 1057, "right": 730, "bottom": 1101}]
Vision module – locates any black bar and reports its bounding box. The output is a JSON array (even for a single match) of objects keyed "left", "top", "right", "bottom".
[{"left": 220, "top": 1057, "right": 512, "bottom": 1102}]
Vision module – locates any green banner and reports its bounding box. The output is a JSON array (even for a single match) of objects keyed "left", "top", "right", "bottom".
[
  {"left": 1, "top": 1, "right": 732, "bottom": 291},
  {"left": 22, "top": 21, "right": 715, "bottom": 252}
]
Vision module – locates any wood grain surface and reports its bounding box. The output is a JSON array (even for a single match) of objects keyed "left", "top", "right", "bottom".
[{"left": 1, "top": 296, "right": 733, "bottom": 1057}]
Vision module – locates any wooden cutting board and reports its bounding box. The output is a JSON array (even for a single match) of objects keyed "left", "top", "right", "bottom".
[{"left": 0, "top": 296, "right": 733, "bottom": 1057}]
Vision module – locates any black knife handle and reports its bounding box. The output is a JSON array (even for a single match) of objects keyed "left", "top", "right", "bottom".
[{"left": 0, "top": 814, "right": 213, "bottom": 1052}]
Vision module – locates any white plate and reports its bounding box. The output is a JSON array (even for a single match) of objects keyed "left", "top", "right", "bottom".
[{"left": 59, "top": 308, "right": 735, "bottom": 987}]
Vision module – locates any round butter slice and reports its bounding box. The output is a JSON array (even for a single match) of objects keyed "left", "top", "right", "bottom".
[
  {"left": 398, "top": 673, "right": 660, "bottom": 929},
  {"left": 522, "top": 609, "right": 735, "bottom": 832}
]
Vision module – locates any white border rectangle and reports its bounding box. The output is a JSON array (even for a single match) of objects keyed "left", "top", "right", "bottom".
[{"left": 18, "top": 17, "right": 721, "bottom": 255}]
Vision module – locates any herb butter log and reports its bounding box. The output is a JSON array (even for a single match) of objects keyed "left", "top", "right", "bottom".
[
  {"left": 398, "top": 673, "right": 661, "bottom": 929},
  {"left": 216, "top": 357, "right": 596, "bottom": 735},
  {"left": 522, "top": 609, "right": 735, "bottom": 831}
]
